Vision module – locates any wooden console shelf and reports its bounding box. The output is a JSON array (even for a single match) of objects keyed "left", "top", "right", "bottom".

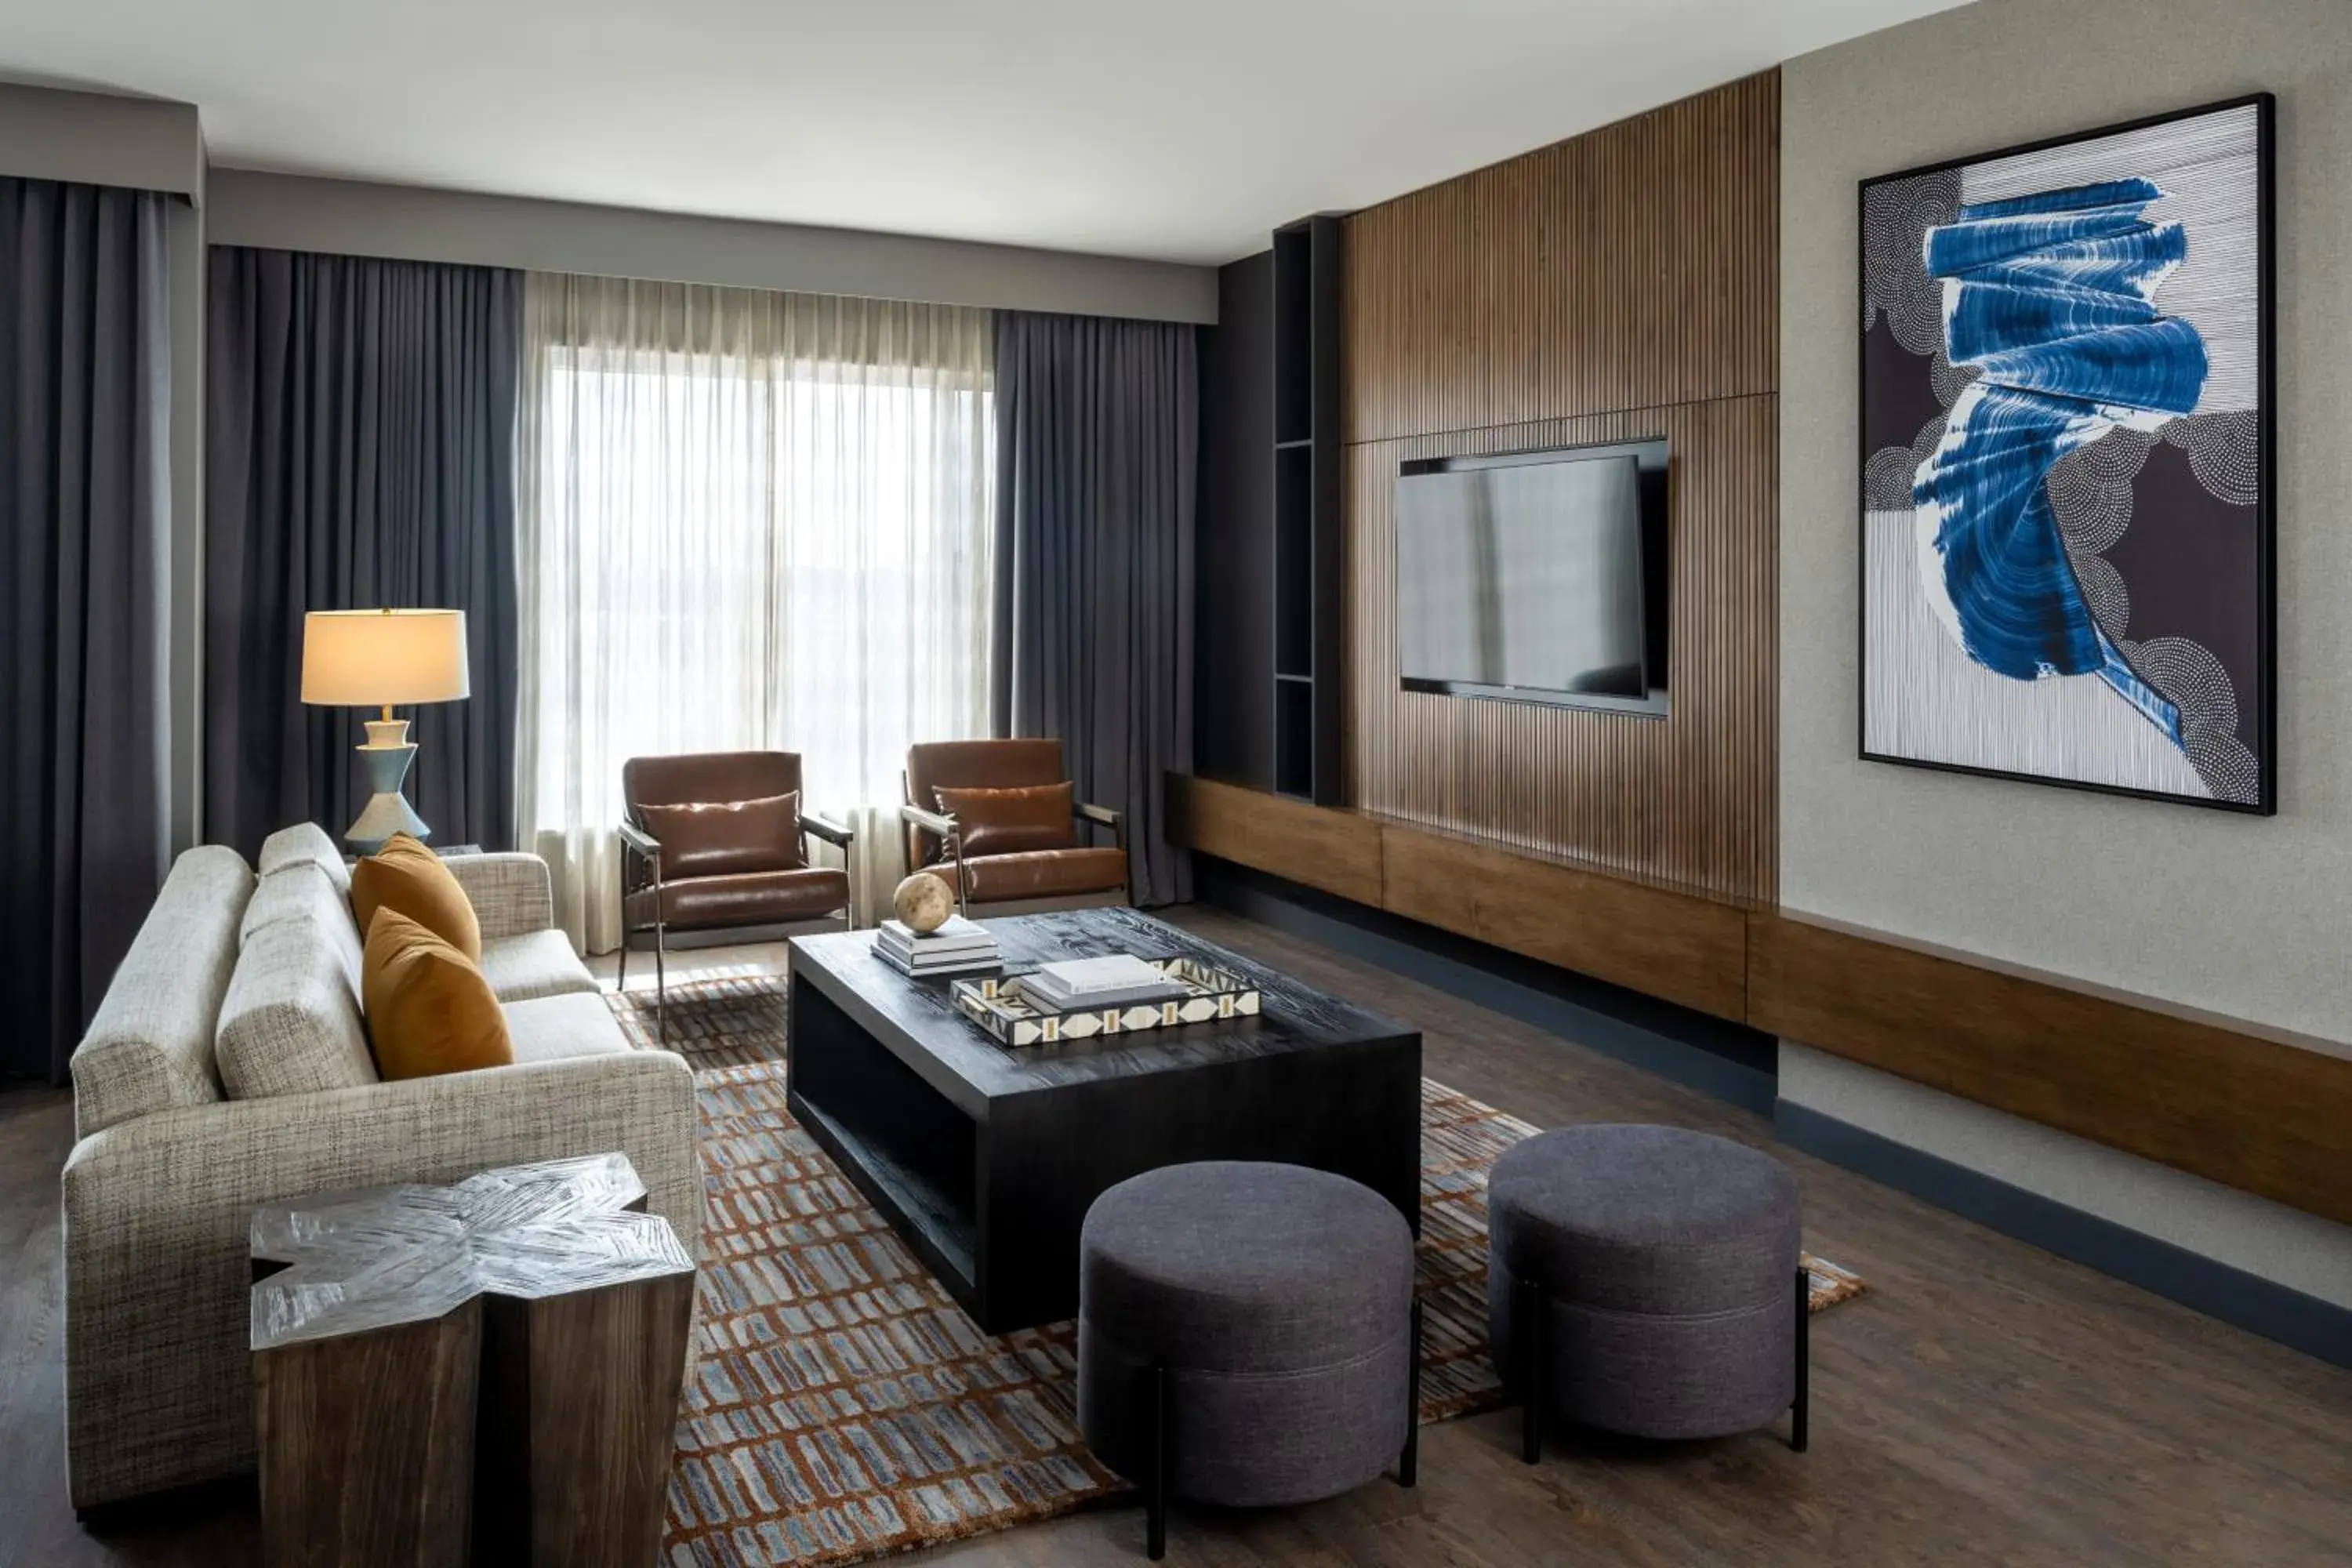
[
  {"left": 1171, "top": 775, "right": 1748, "bottom": 1022},
  {"left": 1169, "top": 773, "right": 2352, "bottom": 1228},
  {"left": 1748, "top": 913, "right": 2352, "bottom": 1229}
]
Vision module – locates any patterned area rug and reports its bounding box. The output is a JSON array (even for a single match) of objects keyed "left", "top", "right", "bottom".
[{"left": 611, "top": 976, "right": 1868, "bottom": 1568}]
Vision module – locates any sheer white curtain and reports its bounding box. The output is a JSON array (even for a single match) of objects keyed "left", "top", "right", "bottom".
[{"left": 515, "top": 274, "right": 994, "bottom": 952}]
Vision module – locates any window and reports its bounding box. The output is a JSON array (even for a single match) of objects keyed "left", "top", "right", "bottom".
[{"left": 514, "top": 275, "right": 994, "bottom": 949}]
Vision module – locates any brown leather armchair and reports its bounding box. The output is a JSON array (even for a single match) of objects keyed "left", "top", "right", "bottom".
[
  {"left": 617, "top": 751, "right": 853, "bottom": 1030},
  {"left": 901, "top": 739, "right": 1127, "bottom": 916}
]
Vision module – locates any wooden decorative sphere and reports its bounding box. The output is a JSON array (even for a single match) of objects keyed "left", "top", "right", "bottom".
[{"left": 892, "top": 871, "right": 956, "bottom": 934}]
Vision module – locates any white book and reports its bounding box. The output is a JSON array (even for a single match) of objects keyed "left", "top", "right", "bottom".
[
  {"left": 877, "top": 916, "right": 996, "bottom": 953},
  {"left": 877, "top": 949, "right": 1000, "bottom": 979},
  {"left": 880, "top": 936, "right": 993, "bottom": 960},
  {"left": 1017, "top": 976, "right": 1183, "bottom": 1011},
  {"left": 1032, "top": 955, "right": 1167, "bottom": 997}
]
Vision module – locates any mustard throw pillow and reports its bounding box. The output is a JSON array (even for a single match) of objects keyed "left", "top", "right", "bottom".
[
  {"left": 362, "top": 906, "right": 514, "bottom": 1080},
  {"left": 350, "top": 833, "right": 481, "bottom": 962}
]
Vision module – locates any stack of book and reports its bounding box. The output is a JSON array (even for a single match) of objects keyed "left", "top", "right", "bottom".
[
  {"left": 1017, "top": 955, "right": 1185, "bottom": 1011},
  {"left": 873, "top": 915, "right": 1001, "bottom": 979}
]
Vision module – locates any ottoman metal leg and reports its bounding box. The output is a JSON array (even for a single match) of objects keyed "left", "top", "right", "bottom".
[
  {"left": 1145, "top": 1360, "right": 1168, "bottom": 1561},
  {"left": 1517, "top": 1276, "right": 1544, "bottom": 1465},
  {"left": 1791, "top": 1265, "right": 1810, "bottom": 1453},
  {"left": 1399, "top": 1298, "right": 1422, "bottom": 1487}
]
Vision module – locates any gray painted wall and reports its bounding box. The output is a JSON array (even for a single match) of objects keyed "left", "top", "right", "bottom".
[
  {"left": 205, "top": 169, "right": 1218, "bottom": 324},
  {"left": 0, "top": 82, "right": 203, "bottom": 198},
  {"left": 1780, "top": 0, "right": 2351, "bottom": 1294}
]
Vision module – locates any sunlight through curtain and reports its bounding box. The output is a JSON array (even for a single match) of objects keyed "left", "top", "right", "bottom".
[{"left": 516, "top": 274, "right": 993, "bottom": 951}]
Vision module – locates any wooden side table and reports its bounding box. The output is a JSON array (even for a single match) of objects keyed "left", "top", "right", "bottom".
[{"left": 251, "top": 1153, "right": 695, "bottom": 1568}]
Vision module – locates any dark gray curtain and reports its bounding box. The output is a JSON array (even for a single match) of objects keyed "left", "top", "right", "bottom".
[
  {"left": 991, "top": 311, "right": 1198, "bottom": 906},
  {"left": 0, "top": 179, "right": 173, "bottom": 1083},
  {"left": 205, "top": 247, "right": 521, "bottom": 860}
]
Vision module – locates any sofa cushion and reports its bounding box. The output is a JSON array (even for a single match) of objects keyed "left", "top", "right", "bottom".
[
  {"left": 637, "top": 791, "right": 802, "bottom": 877},
  {"left": 216, "top": 912, "right": 380, "bottom": 1101},
  {"left": 480, "top": 929, "right": 599, "bottom": 1004},
  {"left": 239, "top": 858, "right": 358, "bottom": 955},
  {"left": 256, "top": 820, "right": 350, "bottom": 895},
  {"left": 71, "top": 846, "right": 252, "bottom": 1138},
  {"left": 935, "top": 782, "right": 1076, "bottom": 858},
  {"left": 351, "top": 833, "right": 481, "bottom": 960},
  {"left": 362, "top": 908, "right": 513, "bottom": 1081},
  {"left": 503, "top": 991, "right": 637, "bottom": 1064}
]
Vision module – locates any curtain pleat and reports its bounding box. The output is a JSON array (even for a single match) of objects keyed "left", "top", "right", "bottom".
[
  {"left": 0, "top": 178, "right": 172, "bottom": 1083},
  {"left": 515, "top": 274, "right": 996, "bottom": 952},
  {"left": 991, "top": 311, "right": 1198, "bottom": 907},
  {"left": 203, "top": 247, "right": 522, "bottom": 861}
]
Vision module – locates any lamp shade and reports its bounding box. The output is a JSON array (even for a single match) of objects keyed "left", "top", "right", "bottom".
[{"left": 300, "top": 609, "right": 470, "bottom": 707}]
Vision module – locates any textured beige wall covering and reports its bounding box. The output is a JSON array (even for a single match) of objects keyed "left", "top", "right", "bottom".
[
  {"left": 1780, "top": 0, "right": 2352, "bottom": 1301},
  {"left": 1781, "top": 0, "right": 2352, "bottom": 1047}
]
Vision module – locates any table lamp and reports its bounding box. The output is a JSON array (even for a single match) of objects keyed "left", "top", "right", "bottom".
[{"left": 300, "top": 608, "right": 470, "bottom": 853}]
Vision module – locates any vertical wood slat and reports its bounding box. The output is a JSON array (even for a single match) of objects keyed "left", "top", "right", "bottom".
[{"left": 1336, "top": 71, "right": 1779, "bottom": 906}]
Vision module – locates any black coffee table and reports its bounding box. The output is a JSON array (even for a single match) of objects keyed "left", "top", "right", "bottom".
[{"left": 786, "top": 906, "right": 1422, "bottom": 1333}]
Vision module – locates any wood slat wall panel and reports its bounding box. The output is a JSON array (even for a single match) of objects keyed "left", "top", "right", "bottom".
[
  {"left": 1344, "top": 72, "right": 1779, "bottom": 444},
  {"left": 1749, "top": 913, "right": 2352, "bottom": 1229},
  {"left": 1336, "top": 71, "right": 1780, "bottom": 905},
  {"left": 1345, "top": 396, "right": 1777, "bottom": 902}
]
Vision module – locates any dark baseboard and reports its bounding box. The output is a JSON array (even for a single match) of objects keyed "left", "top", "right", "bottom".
[
  {"left": 1191, "top": 858, "right": 1777, "bottom": 1116},
  {"left": 1776, "top": 1101, "right": 2352, "bottom": 1370}
]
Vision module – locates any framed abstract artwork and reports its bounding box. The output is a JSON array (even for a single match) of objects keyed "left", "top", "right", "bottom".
[{"left": 1857, "top": 95, "right": 2275, "bottom": 813}]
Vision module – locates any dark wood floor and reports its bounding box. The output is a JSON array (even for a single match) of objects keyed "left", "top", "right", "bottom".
[{"left": 5, "top": 906, "right": 2349, "bottom": 1566}]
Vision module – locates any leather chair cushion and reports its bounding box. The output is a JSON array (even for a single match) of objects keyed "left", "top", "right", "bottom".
[
  {"left": 625, "top": 866, "right": 849, "bottom": 930},
  {"left": 938, "top": 847, "right": 1127, "bottom": 903},
  {"left": 935, "top": 782, "right": 1076, "bottom": 859},
  {"left": 637, "top": 791, "right": 802, "bottom": 878}
]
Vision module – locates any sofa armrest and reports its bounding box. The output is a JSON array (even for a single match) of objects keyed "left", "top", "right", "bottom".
[
  {"left": 443, "top": 851, "right": 556, "bottom": 940},
  {"left": 59, "top": 1051, "right": 699, "bottom": 1508}
]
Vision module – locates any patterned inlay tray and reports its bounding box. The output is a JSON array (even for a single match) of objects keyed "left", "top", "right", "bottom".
[{"left": 950, "top": 956, "right": 1262, "bottom": 1047}]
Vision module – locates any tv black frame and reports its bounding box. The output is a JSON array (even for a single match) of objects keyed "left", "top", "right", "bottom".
[
  {"left": 1853, "top": 92, "right": 2277, "bottom": 815},
  {"left": 1395, "top": 437, "right": 1671, "bottom": 720}
]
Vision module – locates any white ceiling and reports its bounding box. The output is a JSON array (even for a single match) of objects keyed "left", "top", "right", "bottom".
[{"left": 0, "top": 0, "right": 1969, "bottom": 266}]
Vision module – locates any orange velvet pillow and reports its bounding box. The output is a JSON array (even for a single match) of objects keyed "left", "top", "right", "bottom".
[
  {"left": 351, "top": 833, "right": 481, "bottom": 962},
  {"left": 361, "top": 906, "right": 513, "bottom": 1081},
  {"left": 934, "top": 782, "right": 1077, "bottom": 858}
]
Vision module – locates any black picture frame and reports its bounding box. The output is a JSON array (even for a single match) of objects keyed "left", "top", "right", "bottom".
[{"left": 1854, "top": 93, "right": 2277, "bottom": 815}]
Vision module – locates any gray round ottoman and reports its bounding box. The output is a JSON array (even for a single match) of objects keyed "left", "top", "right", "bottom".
[
  {"left": 1078, "top": 1161, "right": 1419, "bottom": 1560},
  {"left": 1487, "top": 1123, "right": 1806, "bottom": 1457}
]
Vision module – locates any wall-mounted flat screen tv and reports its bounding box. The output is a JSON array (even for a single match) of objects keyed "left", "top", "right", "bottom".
[{"left": 1395, "top": 438, "right": 1669, "bottom": 717}]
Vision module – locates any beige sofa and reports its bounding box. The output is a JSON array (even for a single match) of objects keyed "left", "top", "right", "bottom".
[{"left": 63, "top": 824, "right": 700, "bottom": 1511}]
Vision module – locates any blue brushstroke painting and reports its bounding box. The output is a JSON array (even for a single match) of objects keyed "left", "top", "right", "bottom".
[{"left": 1913, "top": 176, "right": 2205, "bottom": 746}]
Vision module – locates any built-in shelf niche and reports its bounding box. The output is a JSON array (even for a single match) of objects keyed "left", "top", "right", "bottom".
[{"left": 1269, "top": 215, "right": 1342, "bottom": 806}]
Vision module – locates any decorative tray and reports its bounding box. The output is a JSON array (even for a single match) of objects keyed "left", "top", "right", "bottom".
[{"left": 950, "top": 956, "right": 1262, "bottom": 1047}]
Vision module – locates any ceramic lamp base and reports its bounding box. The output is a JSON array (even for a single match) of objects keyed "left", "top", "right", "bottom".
[{"left": 345, "top": 738, "right": 431, "bottom": 855}]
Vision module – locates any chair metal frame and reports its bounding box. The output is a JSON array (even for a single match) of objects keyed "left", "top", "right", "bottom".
[{"left": 615, "top": 810, "right": 855, "bottom": 1042}]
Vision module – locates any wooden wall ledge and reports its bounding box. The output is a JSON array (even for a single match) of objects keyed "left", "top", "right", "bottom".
[{"left": 1168, "top": 773, "right": 2352, "bottom": 1229}]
